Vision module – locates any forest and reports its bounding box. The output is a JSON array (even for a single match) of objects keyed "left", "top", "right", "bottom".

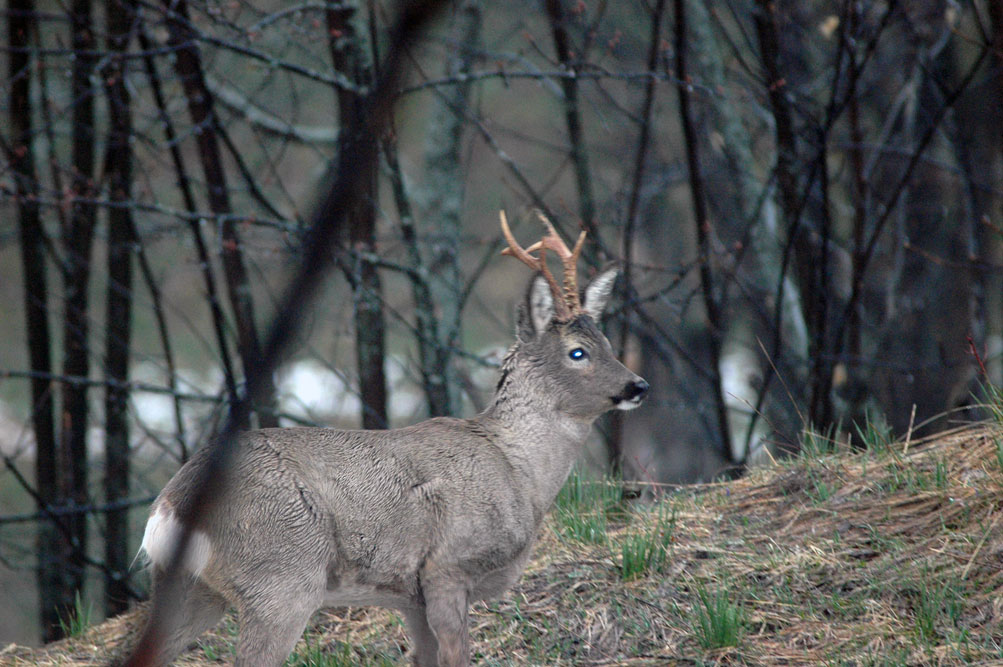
[{"left": 1, "top": 0, "right": 1002, "bottom": 649}]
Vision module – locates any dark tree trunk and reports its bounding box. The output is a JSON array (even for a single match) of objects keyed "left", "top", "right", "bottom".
[
  {"left": 752, "top": 0, "right": 830, "bottom": 429},
  {"left": 102, "top": 0, "right": 136, "bottom": 616},
  {"left": 608, "top": 0, "right": 667, "bottom": 475},
  {"left": 545, "top": 0, "right": 600, "bottom": 267},
  {"left": 328, "top": 3, "right": 388, "bottom": 429},
  {"left": 137, "top": 23, "right": 240, "bottom": 430},
  {"left": 674, "top": 0, "right": 735, "bottom": 471},
  {"left": 61, "top": 0, "right": 98, "bottom": 616},
  {"left": 161, "top": 0, "right": 278, "bottom": 428},
  {"left": 9, "top": 0, "right": 64, "bottom": 641}
]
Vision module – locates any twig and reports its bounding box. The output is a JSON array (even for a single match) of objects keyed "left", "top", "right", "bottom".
[
  {"left": 961, "top": 505, "right": 999, "bottom": 580},
  {"left": 902, "top": 404, "right": 917, "bottom": 454}
]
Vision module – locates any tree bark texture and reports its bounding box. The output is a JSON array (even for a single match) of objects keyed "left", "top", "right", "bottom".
[
  {"left": 160, "top": 0, "right": 278, "bottom": 428},
  {"left": 328, "top": 2, "right": 388, "bottom": 429},
  {"left": 545, "top": 0, "right": 600, "bottom": 267},
  {"left": 9, "top": 0, "right": 65, "bottom": 641},
  {"left": 674, "top": 0, "right": 735, "bottom": 471},
  {"left": 61, "top": 0, "right": 98, "bottom": 619},
  {"left": 419, "top": 0, "right": 481, "bottom": 417},
  {"left": 102, "top": 0, "right": 136, "bottom": 617},
  {"left": 752, "top": 0, "right": 832, "bottom": 427}
]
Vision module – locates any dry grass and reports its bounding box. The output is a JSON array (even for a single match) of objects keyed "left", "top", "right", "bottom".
[{"left": 4, "top": 422, "right": 1003, "bottom": 665}]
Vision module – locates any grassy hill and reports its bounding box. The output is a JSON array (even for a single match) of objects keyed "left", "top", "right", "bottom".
[{"left": 3, "top": 422, "right": 1003, "bottom": 665}]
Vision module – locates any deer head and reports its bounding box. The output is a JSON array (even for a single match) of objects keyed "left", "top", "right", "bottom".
[{"left": 499, "top": 211, "right": 648, "bottom": 415}]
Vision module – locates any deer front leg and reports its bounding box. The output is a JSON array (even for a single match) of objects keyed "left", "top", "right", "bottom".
[{"left": 421, "top": 578, "right": 470, "bottom": 667}]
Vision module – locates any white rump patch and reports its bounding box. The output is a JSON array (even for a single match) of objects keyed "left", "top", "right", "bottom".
[{"left": 139, "top": 505, "right": 213, "bottom": 577}]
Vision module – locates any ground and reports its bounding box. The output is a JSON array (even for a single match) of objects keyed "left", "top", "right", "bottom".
[{"left": 3, "top": 423, "right": 1002, "bottom": 665}]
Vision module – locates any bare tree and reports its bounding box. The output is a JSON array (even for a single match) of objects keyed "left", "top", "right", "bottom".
[
  {"left": 101, "top": 0, "right": 136, "bottom": 617},
  {"left": 8, "top": 0, "right": 64, "bottom": 641},
  {"left": 416, "top": 0, "right": 481, "bottom": 417},
  {"left": 327, "top": 1, "right": 388, "bottom": 429},
  {"left": 160, "top": 0, "right": 279, "bottom": 428},
  {"left": 61, "top": 0, "right": 99, "bottom": 608}
]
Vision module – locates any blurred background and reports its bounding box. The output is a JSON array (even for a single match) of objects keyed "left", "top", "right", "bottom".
[{"left": 1, "top": 0, "right": 1001, "bottom": 647}]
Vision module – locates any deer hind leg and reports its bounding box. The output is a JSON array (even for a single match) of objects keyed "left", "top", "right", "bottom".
[
  {"left": 126, "top": 565, "right": 227, "bottom": 666},
  {"left": 422, "top": 578, "right": 471, "bottom": 667},
  {"left": 233, "top": 589, "right": 319, "bottom": 667},
  {"left": 402, "top": 606, "right": 438, "bottom": 667}
]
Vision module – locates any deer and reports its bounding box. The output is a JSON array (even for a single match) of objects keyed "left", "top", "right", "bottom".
[{"left": 125, "top": 213, "right": 649, "bottom": 667}]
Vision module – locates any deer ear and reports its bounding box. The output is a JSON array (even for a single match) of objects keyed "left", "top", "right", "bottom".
[
  {"left": 524, "top": 273, "right": 555, "bottom": 335},
  {"left": 515, "top": 304, "right": 535, "bottom": 341},
  {"left": 582, "top": 266, "right": 619, "bottom": 320}
]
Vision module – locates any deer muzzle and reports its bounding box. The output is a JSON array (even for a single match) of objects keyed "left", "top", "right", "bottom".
[{"left": 612, "top": 378, "right": 649, "bottom": 410}]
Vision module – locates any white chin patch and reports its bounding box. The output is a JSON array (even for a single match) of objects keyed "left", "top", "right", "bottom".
[
  {"left": 615, "top": 398, "right": 643, "bottom": 411},
  {"left": 139, "top": 505, "right": 212, "bottom": 577}
]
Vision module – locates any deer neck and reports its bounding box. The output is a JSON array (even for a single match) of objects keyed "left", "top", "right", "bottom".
[{"left": 478, "top": 353, "right": 593, "bottom": 515}]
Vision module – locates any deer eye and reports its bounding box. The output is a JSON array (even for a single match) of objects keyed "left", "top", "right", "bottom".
[{"left": 568, "top": 347, "right": 588, "bottom": 361}]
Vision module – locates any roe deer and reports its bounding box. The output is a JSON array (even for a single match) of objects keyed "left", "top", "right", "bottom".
[{"left": 127, "top": 213, "right": 648, "bottom": 667}]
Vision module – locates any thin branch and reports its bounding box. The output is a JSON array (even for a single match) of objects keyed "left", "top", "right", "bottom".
[
  {"left": 545, "top": 0, "right": 600, "bottom": 266},
  {"left": 137, "top": 16, "right": 240, "bottom": 409},
  {"left": 674, "top": 0, "right": 735, "bottom": 470}
]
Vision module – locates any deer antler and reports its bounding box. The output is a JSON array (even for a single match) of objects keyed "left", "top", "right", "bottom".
[{"left": 499, "top": 210, "right": 586, "bottom": 321}]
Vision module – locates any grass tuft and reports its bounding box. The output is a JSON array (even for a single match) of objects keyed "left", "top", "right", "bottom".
[
  {"left": 801, "top": 421, "right": 843, "bottom": 458},
  {"left": 981, "top": 381, "right": 1003, "bottom": 425},
  {"left": 57, "top": 590, "right": 93, "bottom": 639},
  {"left": 552, "top": 469, "right": 622, "bottom": 545},
  {"left": 853, "top": 408, "right": 894, "bottom": 452},
  {"left": 911, "top": 577, "right": 964, "bottom": 644},
  {"left": 618, "top": 505, "right": 676, "bottom": 580},
  {"left": 691, "top": 582, "right": 745, "bottom": 650}
]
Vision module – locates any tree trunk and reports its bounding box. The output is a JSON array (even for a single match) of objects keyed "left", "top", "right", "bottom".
[
  {"left": 608, "top": 0, "right": 667, "bottom": 475},
  {"left": 688, "top": 0, "right": 806, "bottom": 462},
  {"left": 102, "top": 0, "right": 135, "bottom": 616},
  {"left": 545, "top": 0, "right": 600, "bottom": 267},
  {"left": 161, "top": 0, "right": 278, "bottom": 428},
  {"left": 137, "top": 23, "right": 240, "bottom": 428},
  {"left": 419, "top": 0, "right": 481, "bottom": 416},
  {"left": 970, "top": 4, "right": 1003, "bottom": 387},
  {"left": 673, "top": 0, "right": 735, "bottom": 470},
  {"left": 9, "top": 0, "right": 64, "bottom": 641},
  {"left": 752, "top": 0, "right": 831, "bottom": 427},
  {"left": 328, "top": 2, "right": 388, "bottom": 429},
  {"left": 386, "top": 140, "right": 446, "bottom": 417},
  {"left": 61, "top": 0, "right": 98, "bottom": 618}
]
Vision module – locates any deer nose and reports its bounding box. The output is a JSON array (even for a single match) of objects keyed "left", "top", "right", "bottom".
[{"left": 626, "top": 379, "right": 649, "bottom": 400}]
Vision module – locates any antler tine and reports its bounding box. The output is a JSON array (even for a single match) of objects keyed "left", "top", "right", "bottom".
[
  {"left": 533, "top": 211, "right": 586, "bottom": 315},
  {"left": 499, "top": 210, "right": 573, "bottom": 321},
  {"left": 499, "top": 210, "right": 540, "bottom": 269}
]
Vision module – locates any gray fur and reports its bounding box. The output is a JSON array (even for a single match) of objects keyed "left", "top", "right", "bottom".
[{"left": 129, "top": 271, "right": 648, "bottom": 667}]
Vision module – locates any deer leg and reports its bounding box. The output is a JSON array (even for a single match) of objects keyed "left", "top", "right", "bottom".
[
  {"left": 402, "top": 606, "right": 438, "bottom": 667},
  {"left": 127, "top": 566, "right": 227, "bottom": 666},
  {"left": 422, "top": 581, "right": 470, "bottom": 667},
  {"left": 234, "top": 595, "right": 317, "bottom": 667}
]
